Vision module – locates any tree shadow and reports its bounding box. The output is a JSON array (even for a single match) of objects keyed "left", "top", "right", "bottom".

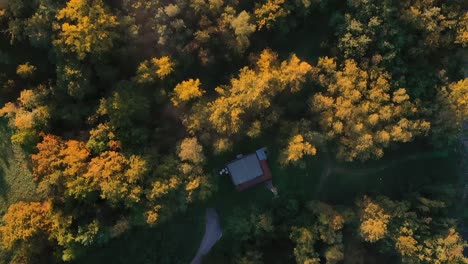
[
  {"left": 0, "top": 165, "right": 9, "bottom": 201},
  {"left": 0, "top": 122, "right": 12, "bottom": 168}
]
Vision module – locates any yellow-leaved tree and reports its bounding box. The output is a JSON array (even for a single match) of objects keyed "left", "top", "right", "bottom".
[
  {"left": 0, "top": 86, "right": 50, "bottom": 147},
  {"left": 358, "top": 196, "right": 391, "bottom": 242},
  {"left": 185, "top": 49, "right": 312, "bottom": 153},
  {"left": 172, "top": 78, "right": 204, "bottom": 106},
  {"left": 311, "top": 57, "right": 430, "bottom": 161},
  {"left": 254, "top": 0, "right": 288, "bottom": 29},
  {"left": 0, "top": 201, "right": 54, "bottom": 249},
  {"left": 282, "top": 134, "right": 317, "bottom": 164},
  {"left": 145, "top": 137, "right": 213, "bottom": 225},
  {"left": 135, "top": 56, "right": 175, "bottom": 83},
  {"left": 54, "top": 0, "right": 119, "bottom": 59},
  {"left": 432, "top": 78, "right": 468, "bottom": 146}
]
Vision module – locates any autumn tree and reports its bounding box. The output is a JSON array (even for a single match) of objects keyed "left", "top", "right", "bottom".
[
  {"left": 0, "top": 201, "right": 54, "bottom": 250},
  {"left": 32, "top": 135, "right": 90, "bottom": 199},
  {"left": 290, "top": 227, "right": 320, "bottom": 264},
  {"left": 401, "top": 0, "right": 460, "bottom": 50},
  {"left": 16, "top": 62, "right": 36, "bottom": 79},
  {"left": 456, "top": 12, "right": 468, "bottom": 47},
  {"left": 172, "top": 78, "right": 204, "bottom": 106},
  {"left": 123, "top": 0, "right": 255, "bottom": 64},
  {"left": 0, "top": 85, "right": 50, "bottom": 148},
  {"left": 356, "top": 195, "right": 467, "bottom": 264},
  {"left": 185, "top": 49, "right": 312, "bottom": 152},
  {"left": 332, "top": 0, "right": 467, "bottom": 98},
  {"left": 432, "top": 78, "right": 468, "bottom": 146},
  {"left": 282, "top": 134, "right": 317, "bottom": 165},
  {"left": 254, "top": 0, "right": 288, "bottom": 30},
  {"left": 54, "top": 0, "right": 119, "bottom": 59},
  {"left": 289, "top": 201, "right": 347, "bottom": 264},
  {"left": 135, "top": 56, "right": 174, "bottom": 83},
  {"left": 86, "top": 122, "right": 120, "bottom": 154},
  {"left": 81, "top": 151, "right": 147, "bottom": 206},
  {"left": 32, "top": 133, "right": 147, "bottom": 207},
  {"left": 146, "top": 137, "right": 213, "bottom": 225},
  {"left": 226, "top": 207, "right": 274, "bottom": 242},
  {"left": 357, "top": 196, "right": 392, "bottom": 242},
  {"left": 311, "top": 57, "right": 430, "bottom": 161}
]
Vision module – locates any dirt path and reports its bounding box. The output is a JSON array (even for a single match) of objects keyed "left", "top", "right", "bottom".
[{"left": 190, "top": 208, "right": 222, "bottom": 264}]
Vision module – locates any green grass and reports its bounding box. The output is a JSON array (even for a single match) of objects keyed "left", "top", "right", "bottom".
[
  {"left": 0, "top": 120, "right": 41, "bottom": 262},
  {"left": 74, "top": 207, "right": 205, "bottom": 264},
  {"left": 0, "top": 120, "right": 39, "bottom": 215},
  {"left": 316, "top": 145, "right": 458, "bottom": 205}
]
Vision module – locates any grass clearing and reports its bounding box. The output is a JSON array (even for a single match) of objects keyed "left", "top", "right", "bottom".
[
  {"left": 0, "top": 120, "right": 39, "bottom": 215},
  {"left": 74, "top": 207, "right": 205, "bottom": 264}
]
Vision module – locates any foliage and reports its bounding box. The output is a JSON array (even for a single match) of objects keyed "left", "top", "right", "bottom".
[
  {"left": 0, "top": 0, "right": 466, "bottom": 262},
  {"left": 185, "top": 49, "right": 312, "bottom": 152},
  {"left": 311, "top": 57, "right": 430, "bottom": 161},
  {"left": 16, "top": 62, "right": 36, "bottom": 79},
  {"left": 172, "top": 78, "right": 204, "bottom": 106},
  {"left": 254, "top": 0, "right": 288, "bottom": 30},
  {"left": 282, "top": 134, "right": 317, "bottom": 164},
  {"left": 0, "top": 201, "right": 53, "bottom": 249},
  {"left": 135, "top": 56, "right": 174, "bottom": 83},
  {"left": 357, "top": 196, "right": 391, "bottom": 242},
  {"left": 54, "top": 0, "right": 119, "bottom": 59},
  {"left": 0, "top": 86, "right": 50, "bottom": 148}
]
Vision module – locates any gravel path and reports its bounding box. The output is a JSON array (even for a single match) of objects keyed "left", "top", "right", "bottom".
[{"left": 190, "top": 208, "right": 222, "bottom": 264}]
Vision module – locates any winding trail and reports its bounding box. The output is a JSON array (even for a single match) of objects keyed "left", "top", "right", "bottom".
[{"left": 190, "top": 208, "right": 222, "bottom": 264}]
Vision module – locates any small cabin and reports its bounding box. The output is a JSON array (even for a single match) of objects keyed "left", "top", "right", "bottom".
[{"left": 225, "top": 148, "right": 272, "bottom": 191}]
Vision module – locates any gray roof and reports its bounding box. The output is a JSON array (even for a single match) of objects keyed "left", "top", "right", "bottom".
[{"left": 227, "top": 153, "right": 263, "bottom": 185}]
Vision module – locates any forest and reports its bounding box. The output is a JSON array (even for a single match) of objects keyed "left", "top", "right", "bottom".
[{"left": 0, "top": 0, "right": 467, "bottom": 263}]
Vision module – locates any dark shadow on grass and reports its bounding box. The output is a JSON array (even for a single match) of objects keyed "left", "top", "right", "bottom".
[
  {"left": 0, "top": 166, "right": 9, "bottom": 201},
  {"left": 0, "top": 120, "right": 13, "bottom": 167}
]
